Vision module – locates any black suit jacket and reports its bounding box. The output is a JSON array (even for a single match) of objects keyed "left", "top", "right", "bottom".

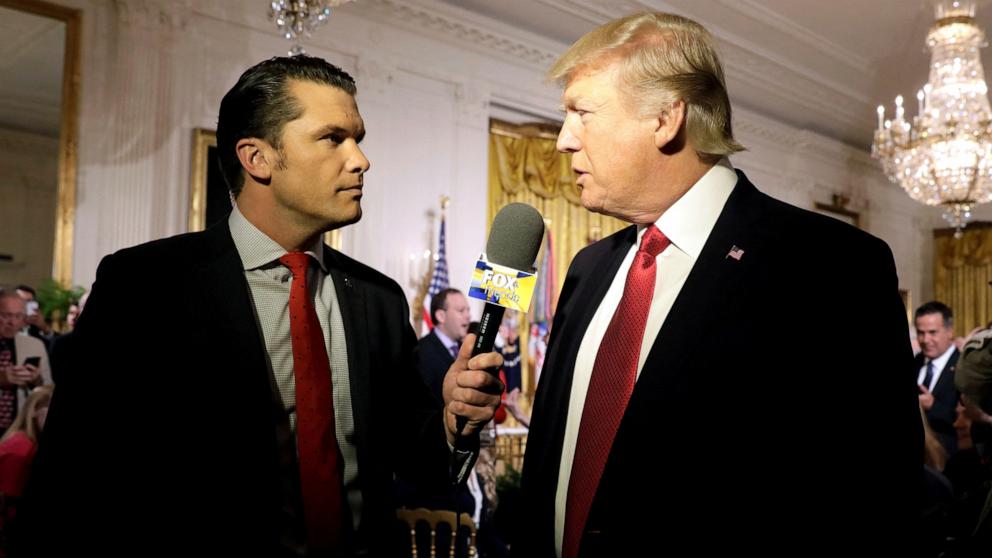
[
  {"left": 416, "top": 330, "right": 456, "bottom": 404},
  {"left": 915, "top": 349, "right": 960, "bottom": 455},
  {"left": 515, "top": 172, "right": 922, "bottom": 556},
  {"left": 16, "top": 221, "right": 449, "bottom": 556}
]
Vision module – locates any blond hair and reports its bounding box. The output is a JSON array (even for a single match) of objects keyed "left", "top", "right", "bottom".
[
  {"left": 0, "top": 385, "right": 53, "bottom": 445},
  {"left": 549, "top": 12, "right": 744, "bottom": 158}
]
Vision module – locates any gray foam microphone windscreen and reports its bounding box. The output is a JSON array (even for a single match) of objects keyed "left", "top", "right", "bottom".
[{"left": 486, "top": 203, "right": 545, "bottom": 270}]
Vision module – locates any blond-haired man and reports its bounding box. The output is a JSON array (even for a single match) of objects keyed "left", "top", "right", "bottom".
[{"left": 518, "top": 13, "right": 920, "bottom": 557}]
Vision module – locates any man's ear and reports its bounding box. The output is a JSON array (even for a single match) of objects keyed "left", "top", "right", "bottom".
[
  {"left": 654, "top": 100, "right": 687, "bottom": 150},
  {"left": 235, "top": 138, "right": 275, "bottom": 183}
]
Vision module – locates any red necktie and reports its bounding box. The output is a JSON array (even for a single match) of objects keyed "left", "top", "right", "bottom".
[
  {"left": 563, "top": 225, "right": 670, "bottom": 558},
  {"left": 279, "top": 252, "right": 344, "bottom": 553}
]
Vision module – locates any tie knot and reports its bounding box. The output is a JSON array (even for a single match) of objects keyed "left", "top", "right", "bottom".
[
  {"left": 279, "top": 252, "right": 311, "bottom": 277},
  {"left": 639, "top": 225, "right": 670, "bottom": 258}
]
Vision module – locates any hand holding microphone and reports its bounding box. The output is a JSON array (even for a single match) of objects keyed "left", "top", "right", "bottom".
[
  {"left": 442, "top": 332, "right": 504, "bottom": 444},
  {"left": 442, "top": 203, "right": 545, "bottom": 445}
]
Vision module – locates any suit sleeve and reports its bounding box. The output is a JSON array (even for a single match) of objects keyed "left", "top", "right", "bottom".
[
  {"left": 13, "top": 253, "right": 133, "bottom": 552},
  {"left": 827, "top": 236, "right": 923, "bottom": 546}
]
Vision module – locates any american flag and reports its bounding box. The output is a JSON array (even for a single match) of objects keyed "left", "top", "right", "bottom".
[
  {"left": 422, "top": 215, "right": 449, "bottom": 331},
  {"left": 727, "top": 245, "right": 744, "bottom": 261}
]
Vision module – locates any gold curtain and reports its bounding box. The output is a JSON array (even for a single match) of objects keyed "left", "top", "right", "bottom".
[
  {"left": 488, "top": 119, "right": 627, "bottom": 394},
  {"left": 934, "top": 222, "right": 992, "bottom": 336}
]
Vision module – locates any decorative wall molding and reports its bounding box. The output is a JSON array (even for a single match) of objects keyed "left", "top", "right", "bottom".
[
  {"left": 112, "top": 0, "right": 191, "bottom": 31},
  {"left": 454, "top": 81, "right": 490, "bottom": 124},
  {"left": 359, "top": 0, "right": 562, "bottom": 68},
  {"left": 716, "top": 0, "right": 871, "bottom": 74},
  {"left": 356, "top": 55, "right": 394, "bottom": 97}
]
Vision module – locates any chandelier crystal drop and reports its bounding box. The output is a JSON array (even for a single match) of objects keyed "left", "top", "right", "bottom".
[
  {"left": 871, "top": 0, "right": 992, "bottom": 237},
  {"left": 268, "top": 1, "right": 354, "bottom": 56}
]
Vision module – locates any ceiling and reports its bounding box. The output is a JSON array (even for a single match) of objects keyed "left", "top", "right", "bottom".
[
  {"left": 439, "top": 0, "right": 992, "bottom": 150},
  {"left": 0, "top": 6, "right": 64, "bottom": 138},
  {"left": 3, "top": 0, "right": 992, "bottom": 149}
]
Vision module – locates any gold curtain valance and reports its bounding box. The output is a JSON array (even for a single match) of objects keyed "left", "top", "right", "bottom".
[
  {"left": 934, "top": 222, "right": 992, "bottom": 335},
  {"left": 490, "top": 119, "right": 583, "bottom": 204},
  {"left": 935, "top": 223, "right": 992, "bottom": 268}
]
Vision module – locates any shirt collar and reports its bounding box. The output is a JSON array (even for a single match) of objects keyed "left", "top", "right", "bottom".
[
  {"left": 433, "top": 327, "right": 459, "bottom": 351},
  {"left": 648, "top": 157, "right": 738, "bottom": 259},
  {"left": 228, "top": 204, "right": 327, "bottom": 273},
  {"left": 930, "top": 344, "right": 957, "bottom": 370}
]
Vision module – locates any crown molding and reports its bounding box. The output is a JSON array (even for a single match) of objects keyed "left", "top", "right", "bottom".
[
  {"left": 358, "top": 0, "right": 563, "bottom": 69},
  {"left": 714, "top": 0, "right": 871, "bottom": 74}
]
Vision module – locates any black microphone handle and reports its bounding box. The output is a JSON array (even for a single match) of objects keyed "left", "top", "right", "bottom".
[
  {"left": 472, "top": 303, "right": 505, "bottom": 361},
  {"left": 453, "top": 303, "right": 505, "bottom": 441}
]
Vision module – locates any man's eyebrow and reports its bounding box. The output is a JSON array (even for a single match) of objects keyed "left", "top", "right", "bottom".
[{"left": 314, "top": 124, "right": 365, "bottom": 143}]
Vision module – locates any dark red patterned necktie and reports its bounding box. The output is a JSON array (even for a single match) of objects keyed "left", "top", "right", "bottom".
[
  {"left": 279, "top": 252, "right": 344, "bottom": 553},
  {"left": 563, "top": 225, "right": 670, "bottom": 558}
]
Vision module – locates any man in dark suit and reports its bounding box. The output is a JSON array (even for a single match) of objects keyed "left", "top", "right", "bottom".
[
  {"left": 16, "top": 56, "right": 502, "bottom": 557},
  {"left": 515, "top": 13, "right": 922, "bottom": 557},
  {"left": 417, "top": 288, "right": 472, "bottom": 403},
  {"left": 915, "top": 301, "right": 961, "bottom": 456}
]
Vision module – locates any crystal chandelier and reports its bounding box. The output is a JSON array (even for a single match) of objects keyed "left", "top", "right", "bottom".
[
  {"left": 268, "top": 1, "right": 355, "bottom": 56},
  {"left": 871, "top": 0, "right": 992, "bottom": 236}
]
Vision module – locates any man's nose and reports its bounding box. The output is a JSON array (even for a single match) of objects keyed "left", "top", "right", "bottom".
[{"left": 556, "top": 123, "right": 580, "bottom": 153}]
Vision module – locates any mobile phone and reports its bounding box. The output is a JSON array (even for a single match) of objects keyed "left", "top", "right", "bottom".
[
  {"left": 26, "top": 301, "right": 38, "bottom": 316},
  {"left": 23, "top": 356, "right": 40, "bottom": 368}
]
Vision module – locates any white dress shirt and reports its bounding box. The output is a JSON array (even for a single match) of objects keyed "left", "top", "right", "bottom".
[
  {"left": 917, "top": 344, "right": 957, "bottom": 392},
  {"left": 554, "top": 158, "right": 738, "bottom": 556},
  {"left": 228, "top": 205, "right": 363, "bottom": 531}
]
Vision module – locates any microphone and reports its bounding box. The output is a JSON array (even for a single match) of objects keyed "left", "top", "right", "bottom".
[
  {"left": 453, "top": 203, "right": 544, "bottom": 442},
  {"left": 471, "top": 203, "right": 546, "bottom": 360}
]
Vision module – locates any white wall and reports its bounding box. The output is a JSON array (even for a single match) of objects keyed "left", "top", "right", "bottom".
[
  {"left": 0, "top": 128, "right": 58, "bottom": 289},
  {"left": 41, "top": 0, "right": 938, "bottom": 315}
]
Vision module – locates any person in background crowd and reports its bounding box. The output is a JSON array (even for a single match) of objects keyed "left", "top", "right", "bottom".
[
  {"left": 48, "top": 292, "right": 87, "bottom": 386},
  {"left": 915, "top": 301, "right": 961, "bottom": 457},
  {"left": 12, "top": 287, "right": 51, "bottom": 351},
  {"left": 0, "top": 385, "right": 53, "bottom": 542},
  {"left": 0, "top": 293, "right": 51, "bottom": 434},
  {"left": 417, "top": 288, "right": 472, "bottom": 404},
  {"left": 498, "top": 312, "right": 522, "bottom": 393}
]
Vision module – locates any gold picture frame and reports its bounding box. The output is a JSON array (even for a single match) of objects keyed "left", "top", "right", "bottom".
[
  {"left": 188, "top": 128, "right": 218, "bottom": 232},
  {"left": 188, "top": 128, "right": 342, "bottom": 250},
  {"left": 1, "top": 0, "right": 82, "bottom": 285}
]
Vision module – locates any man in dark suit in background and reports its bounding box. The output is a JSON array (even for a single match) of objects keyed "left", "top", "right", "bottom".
[
  {"left": 17, "top": 56, "right": 502, "bottom": 557},
  {"left": 915, "top": 301, "right": 961, "bottom": 456},
  {"left": 515, "top": 13, "right": 922, "bottom": 557},
  {"left": 417, "top": 288, "right": 472, "bottom": 403}
]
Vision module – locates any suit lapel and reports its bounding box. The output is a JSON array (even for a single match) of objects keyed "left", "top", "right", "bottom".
[
  {"left": 528, "top": 227, "right": 635, "bottom": 500},
  {"left": 933, "top": 349, "right": 960, "bottom": 396},
  {"left": 546, "top": 227, "right": 636, "bottom": 392},
  {"left": 324, "top": 247, "right": 371, "bottom": 462},
  {"left": 633, "top": 173, "right": 760, "bottom": 392},
  {"left": 197, "top": 223, "right": 269, "bottom": 388}
]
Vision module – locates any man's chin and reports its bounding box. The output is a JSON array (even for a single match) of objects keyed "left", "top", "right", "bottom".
[{"left": 325, "top": 207, "right": 362, "bottom": 231}]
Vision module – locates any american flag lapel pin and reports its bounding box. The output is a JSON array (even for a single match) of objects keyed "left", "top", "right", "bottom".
[{"left": 726, "top": 245, "right": 744, "bottom": 261}]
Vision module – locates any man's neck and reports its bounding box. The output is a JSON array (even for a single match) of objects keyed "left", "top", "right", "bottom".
[
  {"left": 235, "top": 194, "right": 323, "bottom": 252},
  {"left": 632, "top": 151, "right": 717, "bottom": 225}
]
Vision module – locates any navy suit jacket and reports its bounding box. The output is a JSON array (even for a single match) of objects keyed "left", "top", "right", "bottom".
[
  {"left": 416, "top": 329, "right": 457, "bottom": 404},
  {"left": 915, "top": 349, "right": 960, "bottom": 455},
  {"left": 515, "top": 172, "right": 922, "bottom": 556},
  {"left": 17, "top": 220, "right": 449, "bottom": 556}
]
